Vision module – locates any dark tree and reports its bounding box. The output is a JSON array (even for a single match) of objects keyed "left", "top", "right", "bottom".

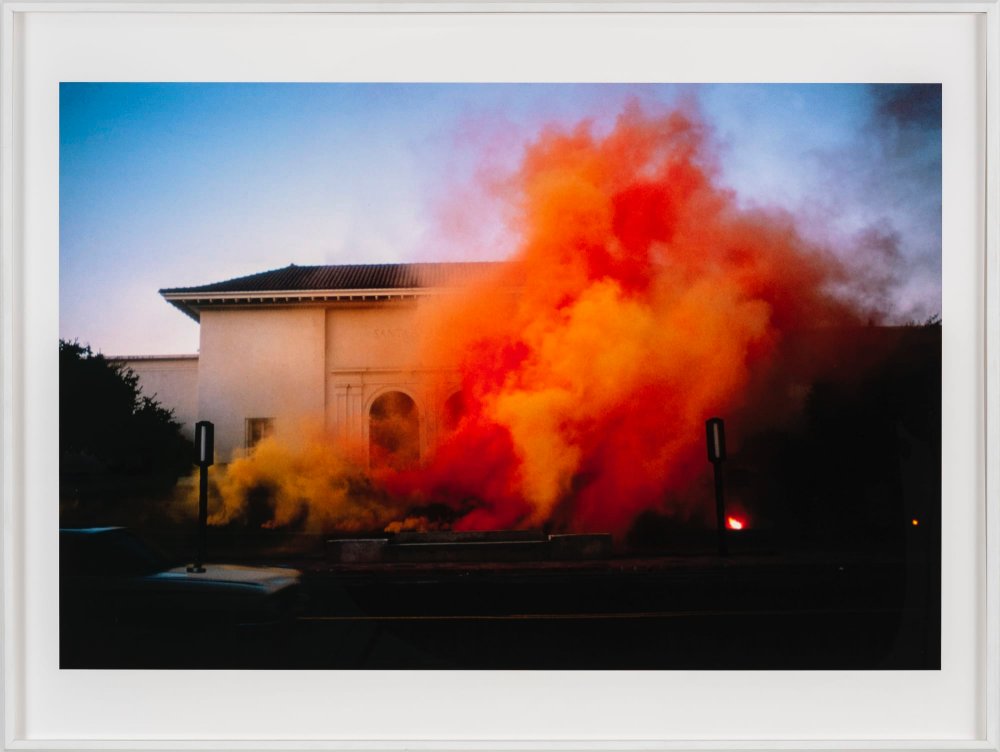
[
  {"left": 60, "top": 340, "right": 194, "bottom": 509},
  {"left": 731, "top": 321, "right": 941, "bottom": 552},
  {"left": 626, "top": 321, "right": 941, "bottom": 555}
]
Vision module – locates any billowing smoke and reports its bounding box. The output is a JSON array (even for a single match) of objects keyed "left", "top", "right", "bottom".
[
  {"left": 208, "top": 433, "right": 396, "bottom": 532},
  {"left": 206, "top": 102, "right": 891, "bottom": 537}
]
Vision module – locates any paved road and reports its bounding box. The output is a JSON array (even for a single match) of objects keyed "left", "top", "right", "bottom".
[{"left": 61, "top": 553, "right": 938, "bottom": 670}]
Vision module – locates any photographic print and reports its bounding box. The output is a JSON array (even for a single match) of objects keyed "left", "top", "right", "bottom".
[{"left": 58, "top": 82, "right": 942, "bottom": 670}]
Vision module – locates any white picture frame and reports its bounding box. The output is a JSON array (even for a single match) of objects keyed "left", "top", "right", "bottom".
[{"left": 1, "top": 2, "right": 997, "bottom": 749}]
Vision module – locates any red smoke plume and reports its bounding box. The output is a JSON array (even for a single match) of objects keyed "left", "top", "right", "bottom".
[
  {"left": 384, "top": 103, "right": 861, "bottom": 535},
  {"left": 212, "top": 102, "right": 870, "bottom": 536}
]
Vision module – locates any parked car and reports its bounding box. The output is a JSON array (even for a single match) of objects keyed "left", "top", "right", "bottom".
[{"left": 60, "top": 527, "right": 303, "bottom": 631}]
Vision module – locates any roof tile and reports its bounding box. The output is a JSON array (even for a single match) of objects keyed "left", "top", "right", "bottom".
[{"left": 160, "top": 262, "right": 501, "bottom": 295}]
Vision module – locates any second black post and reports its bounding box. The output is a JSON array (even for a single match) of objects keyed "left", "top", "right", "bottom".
[{"left": 705, "top": 417, "right": 728, "bottom": 557}]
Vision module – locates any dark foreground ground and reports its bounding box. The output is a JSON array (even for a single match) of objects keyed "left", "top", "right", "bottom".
[{"left": 61, "top": 542, "right": 939, "bottom": 670}]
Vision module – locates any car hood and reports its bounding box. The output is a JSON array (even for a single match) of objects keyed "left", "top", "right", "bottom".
[{"left": 157, "top": 564, "right": 301, "bottom": 593}]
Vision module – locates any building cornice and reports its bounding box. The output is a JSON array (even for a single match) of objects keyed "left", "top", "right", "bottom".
[{"left": 162, "top": 287, "right": 450, "bottom": 322}]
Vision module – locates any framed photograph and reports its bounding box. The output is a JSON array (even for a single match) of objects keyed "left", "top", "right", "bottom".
[{"left": 2, "top": 1, "right": 997, "bottom": 749}]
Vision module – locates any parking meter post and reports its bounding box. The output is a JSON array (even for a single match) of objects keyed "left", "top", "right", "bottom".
[
  {"left": 188, "top": 421, "right": 214, "bottom": 574},
  {"left": 713, "top": 460, "right": 728, "bottom": 557},
  {"left": 195, "top": 465, "right": 208, "bottom": 570},
  {"left": 705, "top": 418, "right": 729, "bottom": 557}
]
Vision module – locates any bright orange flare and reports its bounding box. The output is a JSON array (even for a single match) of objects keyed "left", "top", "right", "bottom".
[{"left": 726, "top": 516, "right": 745, "bottom": 531}]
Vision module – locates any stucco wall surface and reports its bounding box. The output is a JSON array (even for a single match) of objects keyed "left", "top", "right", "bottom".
[
  {"left": 324, "top": 302, "right": 461, "bottom": 456},
  {"left": 198, "top": 307, "right": 326, "bottom": 460}
]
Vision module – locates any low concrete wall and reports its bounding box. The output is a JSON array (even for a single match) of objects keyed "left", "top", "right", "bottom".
[
  {"left": 326, "top": 531, "right": 613, "bottom": 564},
  {"left": 393, "top": 530, "right": 545, "bottom": 544},
  {"left": 325, "top": 538, "right": 389, "bottom": 564},
  {"left": 548, "top": 534, "right": 613, "bottom": 560}
]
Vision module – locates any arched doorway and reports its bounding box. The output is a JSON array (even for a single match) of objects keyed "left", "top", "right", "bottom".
[
  {"left": 442, "top": 391, "right": 466, "bottom": 432},
  {"left": 369, "top": 391, "right": 420, "bottom": 470}
]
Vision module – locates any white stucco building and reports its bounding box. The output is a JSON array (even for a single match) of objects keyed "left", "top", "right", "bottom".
[{"left": 119, "top": 262, "right": 497, "bottom": 464}]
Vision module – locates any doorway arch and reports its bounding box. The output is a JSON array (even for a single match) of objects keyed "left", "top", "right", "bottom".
[
  {"left": 442, "top": 391, "right": 466, "bottom": 432},
  {"left": 369, "top": 390, "right": 420, "bottom": 470}
]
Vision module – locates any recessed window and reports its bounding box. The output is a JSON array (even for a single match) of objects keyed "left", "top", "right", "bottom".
[{"left": 245, "top": 417, "right": 274, "bottom": 451}]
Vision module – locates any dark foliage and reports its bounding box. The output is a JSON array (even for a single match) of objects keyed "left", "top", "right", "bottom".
[
  {"left": 628, "top": 322, "right": 941, "bottom": 555},
  {"left": 748, "top": 323, "right": 940, "bottom": 552},
  {"left": 60, "top": 340, "right": 194, "bottom": 506}
]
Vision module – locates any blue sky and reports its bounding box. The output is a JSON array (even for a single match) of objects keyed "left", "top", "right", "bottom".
[{"left": 60, "top": 83, "right": 941, "bottom": 355}]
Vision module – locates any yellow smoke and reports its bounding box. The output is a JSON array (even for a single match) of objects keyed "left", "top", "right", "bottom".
[{"left": 205, "top": 430, "right": 405, "bottom": 533}]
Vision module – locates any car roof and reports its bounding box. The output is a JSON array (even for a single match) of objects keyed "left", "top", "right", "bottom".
[{"left": 60, "top": 527, "right": 126, "bottom": 536}]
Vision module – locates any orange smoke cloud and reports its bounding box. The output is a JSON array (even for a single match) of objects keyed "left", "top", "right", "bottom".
[
  {"left": 390, "top": 103, "right": 860, "bottom": 534},
  {"left": 210, "top": 102, "right": 869, "bottom": 537}
]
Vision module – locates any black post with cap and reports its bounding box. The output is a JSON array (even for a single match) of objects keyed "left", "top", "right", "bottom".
[
  {"left": 705, "top": 417, "right": 728, "bottom": 557},
  {"left": 188, "top": 420, "right": 214, "bottom": 573}
]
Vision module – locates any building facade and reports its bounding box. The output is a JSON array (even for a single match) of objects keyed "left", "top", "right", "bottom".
[{"left": 120, "top": 262, "right": 496, "bottom": 464}]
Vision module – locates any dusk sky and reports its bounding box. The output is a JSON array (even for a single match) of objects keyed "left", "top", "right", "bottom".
[{"left": 60, "top": 83, "right": 941, "bottom": 356}]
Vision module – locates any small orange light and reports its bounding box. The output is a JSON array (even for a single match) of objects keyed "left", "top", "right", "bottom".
[
  {"left": 911, "top": 519, "right": 919, "bottom": 527},
  {"left": 726, "top": 516, "right": 744, "bottom": 531}
]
